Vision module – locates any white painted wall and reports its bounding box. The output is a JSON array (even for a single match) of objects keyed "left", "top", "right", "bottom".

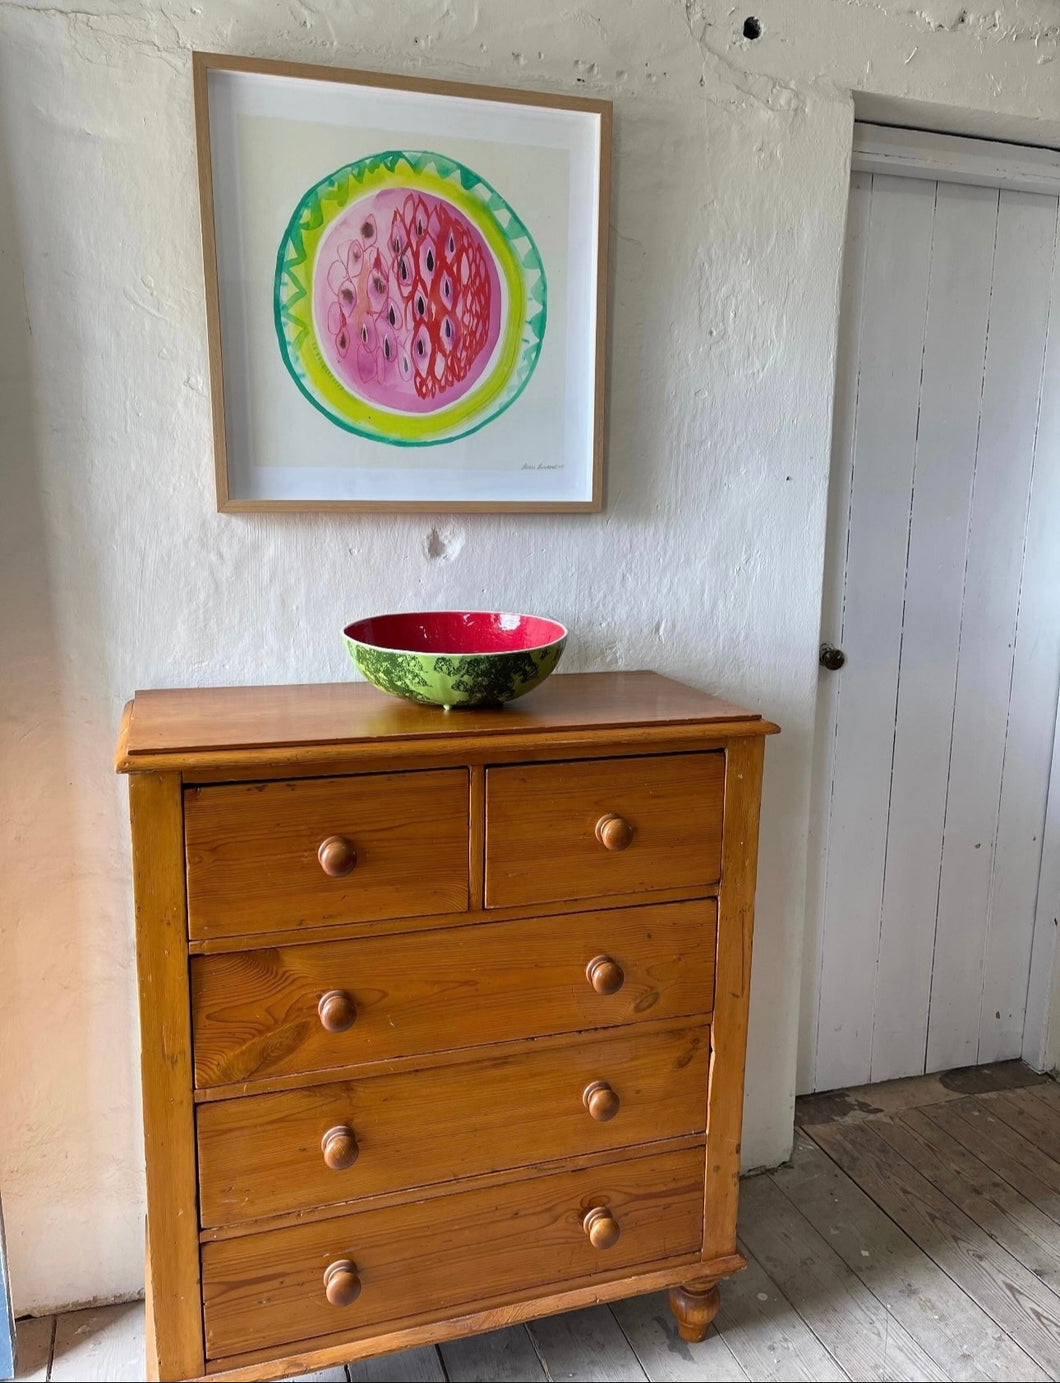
[{"left": 0, "top": 0, "right": 1056, "bottom": 1316}]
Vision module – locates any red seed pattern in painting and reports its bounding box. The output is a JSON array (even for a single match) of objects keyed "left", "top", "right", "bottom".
[{"left": 325, "top": 194, "right": 495, "bottom": 404}]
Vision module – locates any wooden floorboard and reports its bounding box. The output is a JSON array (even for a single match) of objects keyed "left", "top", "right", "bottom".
[
  {"left": 1022, "top": 1080, "right": 1060, "bottom": 1114},
  {"left": 805, "top": 1116, "right": 1060, "bottom": 1377},
  {"left": 877, "top": 1107, "right": 1060, "bottom": 1288},
  {"left": 738, "top": 1170, "right": 948, "bottom": 1381},
  {"left": 714, "top": 1247, "right": 848, "bottom": 1382},
  {"left": 527, "top": 1303, "right": 649, "bottom": 1381},
  {"left": 348, "top": 1343, "right": 444, "bottom": 1380},
  {"left": 795, "top": 1060, "right": 1048, "bottom": 1128},
  {"left": 609, "top": 1290, "right": 750, "bottom": 1382},
  {"left": 925, "top": 1096, "right": 1060, "bottom": 1226},
  {"left": 50, "top": 1303, "right": 145, "bottom": 1383},
  {"left": 438, "top": 1323, "right": 547, "bottom": 1381},
  {"left": 772, "top": 1131, "right": 1037, "bottom": 1382},
  {"left": 28, "top": 1068, "right": 1060, "bottom": 1383},
  {"left": 988, "top": 1089, "right": 1060, "bottom": 1164}
]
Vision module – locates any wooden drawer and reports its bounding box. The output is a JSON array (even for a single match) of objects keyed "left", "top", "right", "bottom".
[
  {"left": 484, "top": 752, "right": 724, "bottom": 909},
  {"left": 191, "top": 899, "right": 717, "bottom": 1088},
  {"left": 201, "top": 1146, "right": 704, "bottom": 1359},
  {"left": 197, "top": 1023, "right": 709, "bottom": 1227},
  {"left": 184, "top": 770, "right": 469, "bottom": 940}
]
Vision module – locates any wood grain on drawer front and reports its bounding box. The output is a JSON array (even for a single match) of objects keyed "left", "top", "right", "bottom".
[
  {"left": 197, "top": 1024, "right": 709, "bottom": 1227},
  {"left": 201, "top": 1146, "right": 704, "bottom": 1359},
  {"left": 184, "top": 770, "right": 469, "bottom": 940},
  {"left": 484, "top": 753, "right": 724, "bottom": 909},
  {"left": 191, "top": 899, "right": 717, "bottom": 1088}
]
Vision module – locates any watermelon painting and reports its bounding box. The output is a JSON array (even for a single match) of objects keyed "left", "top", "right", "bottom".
[{"left": 274, "top": 151, "right": 547, "bottom": 446}]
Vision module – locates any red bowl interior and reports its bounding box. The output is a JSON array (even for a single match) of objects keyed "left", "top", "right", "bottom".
[{"left": 345, "top": 610, "right": 566, "bottom": 655}]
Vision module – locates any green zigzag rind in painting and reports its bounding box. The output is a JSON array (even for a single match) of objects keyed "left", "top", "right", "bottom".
[{"left": 273, "top": 149, "right": 548, "bottom": 447}]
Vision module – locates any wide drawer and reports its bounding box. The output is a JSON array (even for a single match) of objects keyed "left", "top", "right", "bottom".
[
  {"left": 191, "top": 899, "right": 717, "bottom": 1087},
  {"left": 197, "top": 1023, "right": 709, "bottom": 1227},
  {"left": 201, "top": 1146, "right": 704, "bottom": 1359},
  {"left": 184, "top": 770, "right": 469, "bottom": 940},
  {"left": 484, "top": 752, "right": 724, "bottom": 909}
]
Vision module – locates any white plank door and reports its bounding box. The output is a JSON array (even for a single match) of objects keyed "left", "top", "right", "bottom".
[{"left": 807, "top": 130, "right": 1060, "bottom": 1093}]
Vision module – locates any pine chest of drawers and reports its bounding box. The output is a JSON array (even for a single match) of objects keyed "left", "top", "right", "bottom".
[{"left": 116, "top": 671, "right": 777, "bottom": 1382}]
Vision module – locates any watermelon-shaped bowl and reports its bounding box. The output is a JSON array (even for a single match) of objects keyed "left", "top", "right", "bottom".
[{"left": 343, "top": 611, "right": 567, "bottom": 709}]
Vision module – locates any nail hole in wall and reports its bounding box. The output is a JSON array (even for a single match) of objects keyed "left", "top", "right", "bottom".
[{"left": 743, "top": 16, "right": 762, "bottom": 39}]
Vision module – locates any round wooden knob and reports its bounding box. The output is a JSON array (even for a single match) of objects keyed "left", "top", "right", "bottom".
[
  {"left": 318, "top": 835, "right": 357, "bottom": 877},
  {"left": 317, "top": 989, "right": 357, "bottom": 1033},
  {"left": 323, "top": 1259, "right": 361, "bottom": 1307},
  {"left": 586, "top": 955, "right": 624, "bottom": 996},
  {"left": 583, "top": 1205, "right": 621, "bottom": 1250},
  {"left": 321, "top": 1125, "right": 359, "bottom": 1171},
  {"left": 583, "top": 1080, "right": 620, "bottom": 1122},
  {"left": 595, "top": 814, "right": 634, "bottom": 851}
]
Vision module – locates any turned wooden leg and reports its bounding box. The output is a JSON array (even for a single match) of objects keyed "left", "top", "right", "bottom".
[{"left": 669, "top": 1278, "right": 721, "bottom": 1342}]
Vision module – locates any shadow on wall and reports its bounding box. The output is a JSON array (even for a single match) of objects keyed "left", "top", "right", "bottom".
[{"left": 0, "top": 103, "right": 139, "bottom": 1315}]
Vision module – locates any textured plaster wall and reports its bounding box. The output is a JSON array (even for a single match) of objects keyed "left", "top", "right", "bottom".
[{"left": 1, "top": 0, "right": 1057, "bottom": 1315}]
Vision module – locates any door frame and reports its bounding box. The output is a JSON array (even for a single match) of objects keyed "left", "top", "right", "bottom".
[{"left": 799, "top": 123, "right": 1060, "bottom": 1094}]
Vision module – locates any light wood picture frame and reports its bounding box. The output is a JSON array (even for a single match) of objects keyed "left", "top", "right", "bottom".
[{"left": 192, "top": 52, "right": 612, "bottom": 513}]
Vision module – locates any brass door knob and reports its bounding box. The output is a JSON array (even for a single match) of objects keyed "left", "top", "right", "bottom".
[
  {"left": 321, "top": 1125, "right": 359, "bottom": 1170},
  {"left": 323, "top": 1259, "right": 361, "bottom": 1307},
  {"left": 586, "top": 955, "right": 624, "bottom": 996},
  {"left": 582, "top": 1205, "right": 621, "bottom": 1249},
  {"left": 595, "top": 813, "right": 634, "bottom": 851},
  {"left": 318, "top": 989, "right": 357, "bottom": 1033},
  {"left": 318, "top": 835, "right": 358, "bottom": 877},
  {"left": 583, "top": 1080, "right": 620, "bottom": 1122}
]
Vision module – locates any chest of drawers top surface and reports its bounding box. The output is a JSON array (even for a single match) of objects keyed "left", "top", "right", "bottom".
[{"left": 116, "top": 669, "right": 770, "bottom": 772}]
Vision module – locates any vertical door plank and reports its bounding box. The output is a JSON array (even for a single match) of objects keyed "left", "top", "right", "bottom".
[
  {"left": 801, "top": 172, "right": 872, "bottom": 1095},
  {"left": 128, "top": 773, "right": 203, "bottom": 1381},
  {"left": 1022, "top": 680, "right": 1060, "bottom": 1067},
  {"left": 815, "top": 174, "right": 936, "bottom": 1091},
  {"left": 928, "top": 190, "right": 1057, "bottom": 1071},
  {"left": 870, "top": 183, "right": 997, "bottom": 1082},
  {"left": 983, "top": 195, "right": 1060, "bottom": 1063}
]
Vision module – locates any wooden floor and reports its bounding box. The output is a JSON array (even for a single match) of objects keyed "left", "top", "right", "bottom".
[{"left": 13, "top": 1062, "right": 1060, "bottom": 1382}]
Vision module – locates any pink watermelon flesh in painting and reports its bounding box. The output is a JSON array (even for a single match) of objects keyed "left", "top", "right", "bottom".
[{"left": 313, "top": 189, "right": 503, "bottom": 414}]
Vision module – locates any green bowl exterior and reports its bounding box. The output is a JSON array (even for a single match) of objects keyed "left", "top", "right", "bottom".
[{"left": 344, "top": 635, "right": 567, "bottom": 708}]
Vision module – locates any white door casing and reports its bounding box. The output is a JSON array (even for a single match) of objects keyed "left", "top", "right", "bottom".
[{"left": 802, "top": 126, "right": 1060, "bottom": 1094}]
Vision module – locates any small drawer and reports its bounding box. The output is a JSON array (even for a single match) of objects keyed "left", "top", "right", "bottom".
[
  {"left": 201, "top": 1146, "right": 704, "bottom": 1359},
  {"left": 184, "top": 769, "right": 469, "bottom": 940},
  {"left": 196, "top": 1023, "right": 709, "bottom": 1227},
  {"left": 191, "top": 899, "right": 716, "bottom": 1088},
  {"left": 484, "top": 752, "right": 724, "bottom": 909}
]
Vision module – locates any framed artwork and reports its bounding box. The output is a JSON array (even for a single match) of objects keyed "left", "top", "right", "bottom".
[{"left": 192, "top": 52, "right": 611, "bottom": 512}]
